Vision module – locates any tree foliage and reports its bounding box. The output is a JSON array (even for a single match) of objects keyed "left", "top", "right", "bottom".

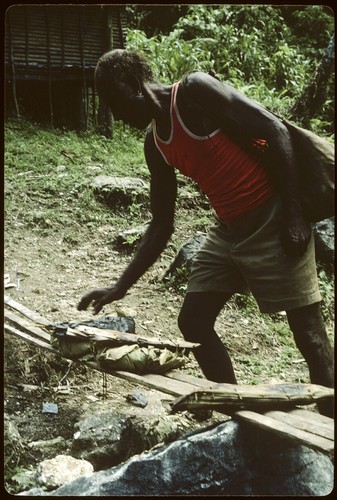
[
  {"left": 125, "top": 5, "right": 188, "bottom": 36},
  {"left": 126, "top": 5, "right": 334, "bottom": 135}
]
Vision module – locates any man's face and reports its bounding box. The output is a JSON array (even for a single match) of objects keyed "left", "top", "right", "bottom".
[
  {"left": 111, "top": 103, "right": 151, "bottom": 130},
  {"left": 106, "top": 83, "right": 152, "bottom": 130}
]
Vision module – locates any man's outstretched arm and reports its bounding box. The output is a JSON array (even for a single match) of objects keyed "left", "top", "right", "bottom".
[{"left": 78, "top": 130, "right": 177, "bottom": 314}]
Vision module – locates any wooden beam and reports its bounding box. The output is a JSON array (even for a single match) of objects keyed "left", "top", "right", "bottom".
[
  {"left": 4, "top": 295, "right": 52, "bottom": 327},
  {"left": 165, "top": 370, "right": 217, "bottom": 389},
  {"left": 69, "top": 324, "right": 199, "bottom": 350},
  {"left": 264, "top": 410, "right": 334, "bottom": 441},
  {"left": 234, "top": 410, "right": 334, "bottom": 456},
  {"left": 290, "top": 408, "right": 334, "bottom": 426},
  {"left": 5, "top": 323, "right": 58, "bottom": 354},
  {"left": 5, "top": 309, "right": 51, "bottom": 342},
  {"left": 101, "top": 370, "right": 198, "bottom": 397}
]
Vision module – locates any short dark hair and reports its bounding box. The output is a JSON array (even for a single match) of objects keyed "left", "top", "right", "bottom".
[{"left": 95, "top": 49, "right": 154, "bottom": 102}]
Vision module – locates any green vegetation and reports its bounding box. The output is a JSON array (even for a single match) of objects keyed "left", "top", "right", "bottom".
[
  {"left": 5, "top": 120, "right": 147, "bottom": 233},
  {"left": 126, "top": 4, "right": 334, "bottom": 134}
]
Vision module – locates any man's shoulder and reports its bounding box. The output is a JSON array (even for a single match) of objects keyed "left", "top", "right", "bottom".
[
  {"left": 181, "top": 71, "right": 232, "bottom": 99},
  {"left": 181, "top": 70, "right": 212, "bottom": 88}
]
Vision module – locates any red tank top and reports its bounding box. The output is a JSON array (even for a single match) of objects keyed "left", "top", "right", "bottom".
[{"left": 152, "top": 82, "right": 275, "bottom": 223}]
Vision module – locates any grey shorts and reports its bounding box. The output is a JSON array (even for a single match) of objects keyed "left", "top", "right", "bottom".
[{"left": 187, "top": 195, "right": 321, "bottom": 313}]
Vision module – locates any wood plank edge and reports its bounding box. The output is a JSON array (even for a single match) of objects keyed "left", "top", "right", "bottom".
[
  {"left": 265, "top": 410, "right": 334, "bottom": 441},
  {"left": 5, "top": 323, "right": 58, "bottom": 354},
  {"left": 4, "top": 295, "right": 52, "bottom": 326},
  {"left": 5, "top": 309, "right": 51, "bottom": 342},
  {"left": 235, "top": 410, "right": 334, "bottom": 455}
]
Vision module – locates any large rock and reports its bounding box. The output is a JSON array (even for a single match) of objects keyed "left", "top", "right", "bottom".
[
  {"left": 163, "top": 234, "right": 206, "bottom": 283},
  {"left": 31, "top": 420, "right": 333, "bottom": 496},
  {"left": 71, "top": 412, "right": 133, "bottom": 470},
  {"left": 70, "top": 411, "right": 190, "bottom": 471},
  {"left": 314, "top": 217, "right": 334, "bottom": 269},
  {"left": 91, "top": 176, "right": 149, "bottom": 207}
]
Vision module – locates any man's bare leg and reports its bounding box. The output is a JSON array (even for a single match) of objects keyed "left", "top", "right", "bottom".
[
  {"left": 178, "top": 292, "right": 236, "bottom": 383},
  {"left": 287, "top": 302, "right": 334, "bottom": 417}
]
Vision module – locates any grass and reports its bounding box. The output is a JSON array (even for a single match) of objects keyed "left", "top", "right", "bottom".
[{"left": 4, "top": 119, "right": 147, "bottom": 232}]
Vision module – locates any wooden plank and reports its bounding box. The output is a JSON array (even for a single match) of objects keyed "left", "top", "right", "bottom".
[
  {"left": 107, "top": 370, "right": 199, "bottom": 397},
  {"left": 234, "top": 410, "right": 334, "bottom": 456},
  {"left": 170, "top": 383, "right": 334, "bottom": 413},
  {"left": 5, "top": 309, "right": 51, "bottom": 342},
  {"left": 63, "top": 361, "right": 196, "bottom": 398},
  {"left": 264, "top": 410, "right": 334, "bottom": 441},
  {"left": 5, "top": 323, "right": 58, "bottom": 354},
  {"left": 72, "top": 325, "right": 199, "bottom": 350},
  {"left": 165, "top": 370, "right": 217, "bottom": 389},
  {"left": 290, "top": 408, "right": 334, "bottom": 426},
  {"left": 4, "top": 295, "right": 52, "bottom": 327}
]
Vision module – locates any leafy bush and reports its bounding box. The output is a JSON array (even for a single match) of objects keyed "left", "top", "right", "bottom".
[{"left": 126, "top": 5, "right": 334, "bottom": 132}]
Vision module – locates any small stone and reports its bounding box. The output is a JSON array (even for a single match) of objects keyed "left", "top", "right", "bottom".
[
  {"left": 36, "top": 455, "right": 93, "bottom": 489},
  {"left": 42, "top": 403, "right": 58, "bottom": 414}
]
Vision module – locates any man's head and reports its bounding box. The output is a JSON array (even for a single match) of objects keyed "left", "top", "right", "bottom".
[{"left": 95, "top": 49, "right": 154, "bottom": 129}]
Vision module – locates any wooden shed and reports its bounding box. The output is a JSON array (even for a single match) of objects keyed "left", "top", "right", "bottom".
[{"left": 5, "top": 4, "right": 126, "bottom": 130}]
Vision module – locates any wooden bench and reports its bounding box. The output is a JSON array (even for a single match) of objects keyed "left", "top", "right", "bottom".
[{"left": 4, "top": 294, "right": 334, "bottom": 458}]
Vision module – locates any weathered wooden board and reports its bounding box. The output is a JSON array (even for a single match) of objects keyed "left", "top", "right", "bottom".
[
  {"left": 104, "top": 370, "right": 200, "bottom": 397},
  {"left": 264, "top": 410, "right": 334, "bottom": 441},
  {"left": 165, "top": 370, "right": 217, "bottom": 389},
  {"left": 290, "top": 408, "right": 334, "bottom": 426},
  {"left": 235, "top": 410, "right": 334, "bottom": 456},
  {"left": 5, "top": 309, "right": 51, "bottom": 342},
  {"left": 5, "top": 323, "right": 57, "bottom": 354},
  {"left": 67, "top": 324, "right": 200, "bottom": 350},
  {"left": 4, "top": 295, "right": 52, "bottom": 327},
  {"left": 170, "top": 383, "right": 334, "bottom": 412}
]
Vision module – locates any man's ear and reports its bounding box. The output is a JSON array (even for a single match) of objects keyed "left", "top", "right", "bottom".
[
  {"left": 124, "top": 74, "right": 143, "bottom": 97},
  {"left": 113, "top": 78, "right": 134, "bottom": 101}
]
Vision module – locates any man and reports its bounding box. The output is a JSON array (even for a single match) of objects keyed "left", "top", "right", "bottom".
[{"left": 78, "top": 49, "right": 334, "bottom": 415}]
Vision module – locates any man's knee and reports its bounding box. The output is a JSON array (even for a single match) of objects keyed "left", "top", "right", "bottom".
[
  {"left": 287, "top": 304, "right": 329, "bottom": 349},
  {"left": 286, "top": 302, "right": 334, "bottom": 388},
  {"left": 178, "top": 291, "right": 231, "bottom": 342},
  {"left": 178, "top": 306, "right": 200, "bottom": 341},
  {"left": 178, "top": 298, "right": 213, "bottom": 342},
  {"left": 286, "top": 302, "right": 325, "bottom": 332},
  {"left": 287, "top": 303, "right": 330, "bottom": 346}
]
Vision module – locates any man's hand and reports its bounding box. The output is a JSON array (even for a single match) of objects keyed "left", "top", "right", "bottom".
[
  {"left": 280, "top": 214, "right": 312, "bottom": 257},
  {"left": 77, "top": 285, "right": 126, "bottom": 315}
]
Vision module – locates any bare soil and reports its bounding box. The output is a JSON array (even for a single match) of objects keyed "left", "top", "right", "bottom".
[{"left": 4, "top": 221, "right": 325, "bottom": 490}]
